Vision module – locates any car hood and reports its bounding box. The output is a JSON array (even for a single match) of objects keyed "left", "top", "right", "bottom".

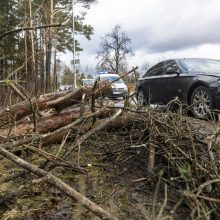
[
  {"left": 112, "top": 83, "right": 127, "bottom": 89},
  {"left": 193, "top": 71, "right": 220, "bottom": 77}
]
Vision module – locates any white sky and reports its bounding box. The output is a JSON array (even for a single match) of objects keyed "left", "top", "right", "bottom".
[{"left": 60, "top": 0, "right": 220, "bottom": 73}]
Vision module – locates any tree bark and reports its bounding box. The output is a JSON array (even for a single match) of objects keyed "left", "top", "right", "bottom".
[{"left": 0, "top": 107, "right": 90, "bottom": 137}]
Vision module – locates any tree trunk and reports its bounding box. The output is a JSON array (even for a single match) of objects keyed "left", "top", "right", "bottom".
[
  {"left": 0, "top": 107, "right": 90, "bottom": 137},
  {"left": 28, "top": 0, "right": 37, "bottom": 95}
]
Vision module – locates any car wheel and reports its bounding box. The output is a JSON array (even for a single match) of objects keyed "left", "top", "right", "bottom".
[
  {"left": 190, "top": 86, "right": 213, "bottom": 119},
  {"left": 137, "top": 88, "right": 146, "bottom": 108}
]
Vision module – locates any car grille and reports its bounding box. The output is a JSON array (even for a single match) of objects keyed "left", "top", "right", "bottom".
[{"left": 113, "top": 88, "right": 124, "bottom": 91}]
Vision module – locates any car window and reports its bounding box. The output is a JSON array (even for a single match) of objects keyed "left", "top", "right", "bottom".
[
  {"left": 82, "top": 79, "right": 95, "bottom": 86},
  {"left": 164, "top": 60, "right": 180, "bottom": 73},
  {"left": 144, "top": 62, "right": 164, "bottom": 77},
  {"left": 178, "top": 58, "right": 220, "bottom": 73}
]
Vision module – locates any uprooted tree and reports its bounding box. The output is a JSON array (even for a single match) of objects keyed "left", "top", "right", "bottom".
[{"left": 0, "top": 68, "right": 137, "bottom": 219}]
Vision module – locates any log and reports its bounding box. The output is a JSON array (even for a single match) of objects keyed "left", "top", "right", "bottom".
[
  {"left": 0, "top": 107, "right": 90, "bottom": 137},
  {"left": 0, "top": 108, "right": 113, "bottom": 146},
  {"left": 0, "top": 85, "right": 111, "bottom": 127},
  {"left": 0, "top": 91, "right": 68, "bottom": 127},
  {"left": 0, "top": 88, "right": 82, "bottom": 127},
  {"left": 0, "top": 98, "right": 47, "bottom": 127}
]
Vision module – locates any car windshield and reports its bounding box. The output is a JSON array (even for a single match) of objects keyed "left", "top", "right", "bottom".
[
  {"left": 100, "top": 76, "right": 124, "bottom": 84},
  {"left": 82, "top": 79, "right": 95, "bottom": 86},
  {"left": 178, "top": 59, "right": 220, "bottom": 73}
]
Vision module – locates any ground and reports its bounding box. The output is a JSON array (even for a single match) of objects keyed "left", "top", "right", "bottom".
[{"left": 1, "top": 97, "right": 220, "bottom": 219}]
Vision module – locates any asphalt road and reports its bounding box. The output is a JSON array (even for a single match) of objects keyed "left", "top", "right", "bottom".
[{"left": 111, "top": 97, "right": 220, "bottom": 141}]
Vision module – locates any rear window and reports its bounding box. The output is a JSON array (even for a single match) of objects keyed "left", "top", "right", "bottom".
[{"left": 82, "top": 79, "right": 95, "bottom": 86}]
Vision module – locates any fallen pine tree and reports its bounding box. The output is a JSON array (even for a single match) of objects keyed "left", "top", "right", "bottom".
[
  {"left": 1, "top": 67, "right": 220, "bottom": 219},
  {"left": 1, "top": 104, "right": 220, "bottom": 219},
  {"left": 0, "top": 68, "right": 136, "bottom": 219}
]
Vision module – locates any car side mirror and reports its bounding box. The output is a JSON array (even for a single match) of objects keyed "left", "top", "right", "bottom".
[{"left": 166, "top": 67, "right": 180, "bottom": 75}]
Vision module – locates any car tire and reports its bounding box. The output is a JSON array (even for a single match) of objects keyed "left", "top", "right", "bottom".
[
  {"left": 190, "top": 86, "right": 213, "bottom": 119},
  {"left": 137, "top": 88, "right": 146, "bottom": 108}
]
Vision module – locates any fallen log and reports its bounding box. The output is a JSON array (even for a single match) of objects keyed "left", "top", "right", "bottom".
[
  {"left": 0, "top": 107, "right": 90, "bottom": 137},
  {"left": 0, "top": 107, "right": 114, "bottom": 147},
  {"left": 0, "top": 98, "right": 47, "bottom": 127},
  {"left": 0, "top": 85, "right": 110, "bottom": 127}
]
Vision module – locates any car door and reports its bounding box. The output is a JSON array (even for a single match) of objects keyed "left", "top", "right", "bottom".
[
  {"left": 159, "top": 60, "right": 184, "bottom": 104},
  {"left": 141, "top": 62, "right": 165, "bottom": 104}
]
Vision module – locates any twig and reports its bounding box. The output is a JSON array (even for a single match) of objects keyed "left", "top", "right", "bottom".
[
  {"left": 156, "top": 184, "right": 168, "bottom": 220},
  {"left": 148, "top": 118, "right": 155, "bottom": 172},
  {"left": 195, "top": 179, "right": 220, "bottom": 196},
  {"left": 56, "top": 130, "right": 71, "bottom": 157},
  {"left": 152, "top": 170, "right": 164, "bottom": 219}
]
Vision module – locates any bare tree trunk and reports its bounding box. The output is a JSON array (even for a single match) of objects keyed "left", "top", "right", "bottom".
[
  {"left": 45, "top": 32, "right": 52, "bottom": 92},
  {"left": 0, "top": 58, "right": 4, "bottom": 107},
  {"left": 45, "top": 0, "right": 54, "bottom": 93},
  {"left": 39, "top": 29, "right": 45, "bottom": 92},
  {"left": 29, "top": 0, "right": 36, "bottom": 95},
  {"left": 53, "top": 47, "right": 57, "bottom": 92},
  {"left": 35, "top": 29, "right": 39, "bottom": 94}
]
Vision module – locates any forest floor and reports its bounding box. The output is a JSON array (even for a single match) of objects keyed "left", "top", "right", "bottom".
[{"left": 0, "top": 128, "right": 190, "bottom": 220}]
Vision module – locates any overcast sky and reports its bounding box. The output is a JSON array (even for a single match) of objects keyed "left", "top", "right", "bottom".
[{"left": 60, "top": 0, "right": 220, "bottom": 73}]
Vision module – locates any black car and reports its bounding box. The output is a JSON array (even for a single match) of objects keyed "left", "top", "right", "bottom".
[{"left": 137, "top": 58, "right": 220, "bottom": 118}]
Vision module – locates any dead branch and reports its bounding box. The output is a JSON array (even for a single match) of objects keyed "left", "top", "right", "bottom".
[{"left": 8, "top": 82, "right": 28, "bottom": 100}]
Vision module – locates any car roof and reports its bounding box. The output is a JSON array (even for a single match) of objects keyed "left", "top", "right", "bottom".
[
  {"left": 164, "top": 58, "right": 220, "bottom": 62},
  {"left": 99, "top": 74, "right": 119, "bottom": 77}
]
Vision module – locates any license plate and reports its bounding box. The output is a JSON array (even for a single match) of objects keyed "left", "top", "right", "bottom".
[{"left": 113, "top": 91, "right": 121, "bottom": 94}]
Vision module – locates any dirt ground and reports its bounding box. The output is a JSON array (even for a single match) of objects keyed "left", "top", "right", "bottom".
[{"left": 0, "top": 111, "right": 190, "bottom": 220}]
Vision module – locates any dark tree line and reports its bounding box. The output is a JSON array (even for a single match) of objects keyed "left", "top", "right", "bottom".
[{"left": 0, "top": 0, "right": 95, "bottom": 108}]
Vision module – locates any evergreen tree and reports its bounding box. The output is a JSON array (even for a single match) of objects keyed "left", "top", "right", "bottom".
[
  {"left": 0, "top": 0, "right": 95, "bottom": 107},
  {"left": 61, "top": 67, "right": 74, "bottom": 85}
]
